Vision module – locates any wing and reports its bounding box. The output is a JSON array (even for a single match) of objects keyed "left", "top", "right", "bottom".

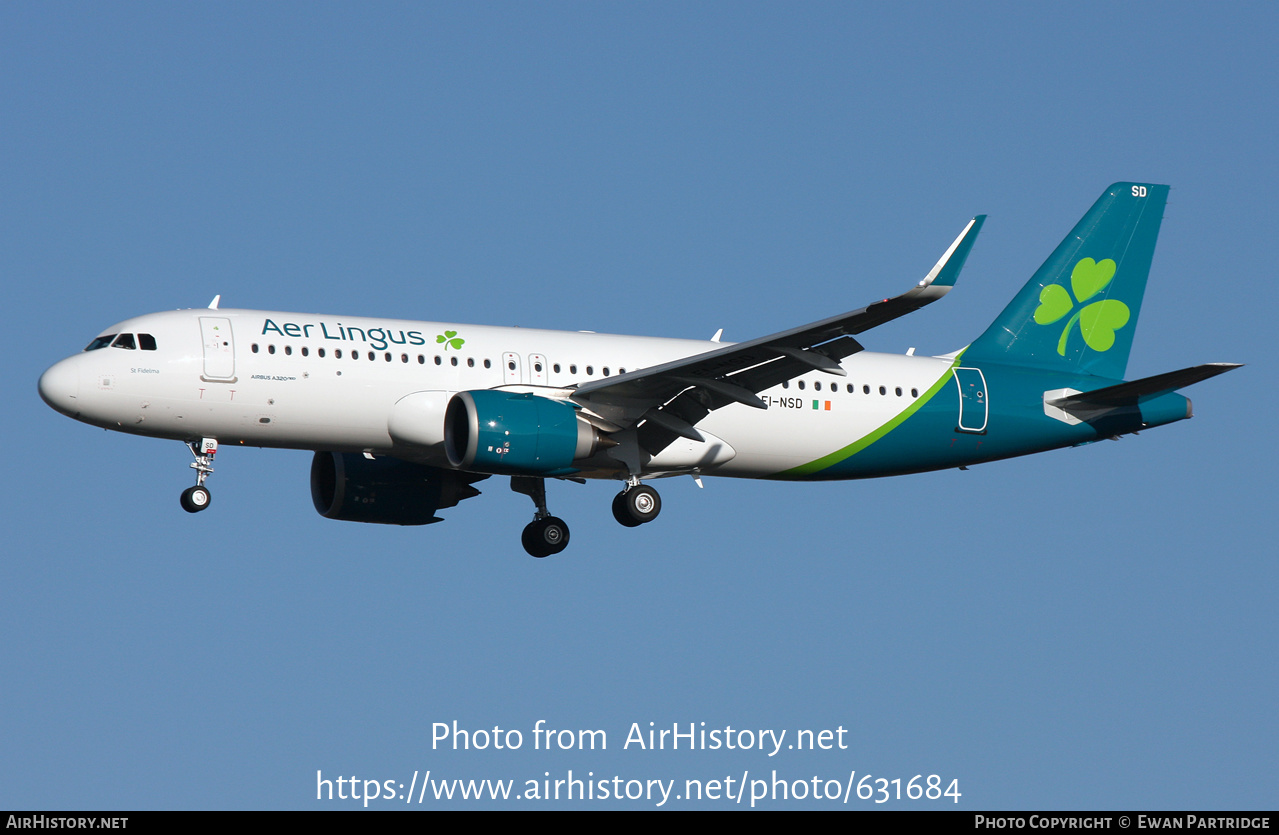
[{"left": 572, "top": 215, "right": 986, "bottom": 454}]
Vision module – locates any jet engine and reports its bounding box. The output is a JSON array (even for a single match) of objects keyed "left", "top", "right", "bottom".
[
  {"left": 310, "top": 452, "right": 485, "bottom": 525},
  {"left": 444, "top": 390, "right": 605, "bottom": 476}
]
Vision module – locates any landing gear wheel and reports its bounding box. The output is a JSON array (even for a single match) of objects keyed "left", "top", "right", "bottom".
[
  {"left": 522, "top": 516, "right": 570, "bottom": 558},
  {"left": 180, "top": 485, "right": 211, "bottom": 513},
  {"left": 616, "top": 485, "right": 661, "bottom": 526},
  {"left": 612, "top": 492, "right": 642, "bottom": 527}
]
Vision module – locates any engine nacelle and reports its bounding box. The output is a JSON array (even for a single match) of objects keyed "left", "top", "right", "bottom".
[
  {"left": 310, "top": 452, "right": 484, "bottom": 525},
  {"left": 444, "top": 390, "right": 601, "bottom": 476}
]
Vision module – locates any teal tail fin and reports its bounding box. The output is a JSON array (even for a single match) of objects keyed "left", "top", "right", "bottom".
[{"left": 964, "top": 183, "right": 1169, "bottom": 380}]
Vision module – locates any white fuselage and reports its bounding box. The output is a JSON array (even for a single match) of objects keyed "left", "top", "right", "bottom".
[{"left": 40, "top": 308, "right": 955, "bottom": 480}]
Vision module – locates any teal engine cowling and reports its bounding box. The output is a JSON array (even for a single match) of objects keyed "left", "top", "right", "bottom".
[
  {"left": 310, "top": 452, "right": 485, "bottom": 525},
  {"left": 444, "top": 390, "right": 604, "bottom": 476}
]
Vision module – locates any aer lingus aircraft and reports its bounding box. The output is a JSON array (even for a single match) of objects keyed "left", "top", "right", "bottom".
[{"left": 40, "top": 183, "right": 1238, "bottom": 557}]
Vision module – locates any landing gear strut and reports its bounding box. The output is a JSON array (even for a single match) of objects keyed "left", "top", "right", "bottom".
[
  {"left": 511, "top": 476, "right": 570, "bottom": 558},
  {"left": 612, "top": 480, "right": 661, "bottom": 527},
  {"left": 181, "top": 438, "right": 217, "bottom": 514}
]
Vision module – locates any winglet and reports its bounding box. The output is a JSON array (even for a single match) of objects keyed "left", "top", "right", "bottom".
[
  {"left": 919, "top": 215, "right": 985, "bottom": 292},
  {"left": 208, "top": 295, "right": 221, "bottom": 310}
]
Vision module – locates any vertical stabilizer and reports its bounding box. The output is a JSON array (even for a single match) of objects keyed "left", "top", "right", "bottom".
[{"left": 964, "top": 183, "right": 1168, "bottom": 380}]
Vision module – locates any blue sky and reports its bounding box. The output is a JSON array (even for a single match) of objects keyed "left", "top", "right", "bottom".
[{"left": 3, "top": 2, "right": 1274, "bottom": 809}]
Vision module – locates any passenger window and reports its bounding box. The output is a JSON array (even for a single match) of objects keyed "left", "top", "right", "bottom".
[
  {"left": 251, "top": 344, "right": 260, "bottom": 353},
  {"left": 782, "top": 381, "right": 789, "bottom": 389},
  {"left": 451, "top": 357, "right": 458, "bottom": 366},
  {"left": 911, "top": 388, "right": 919, "bottom": 398},
  {"left": 879, "top": 386, "right": 886, "bottom": 395},
  {"left": 284, "top": 345, "right": 292, "bottom": 356},
  {"left": 468, "top": 358, "right": 475, "bottom": 367},
  {"left": 268, "top": 344, "right": 276, "bottom": 354},
  {"left": 814, "top": 381, "right": 822, "bottom": 391},
  {"left": 111, "top": 334, "right": 136, "bottom": 350},
  {"left": 318, "top": 348, "right": 326, "bottom": 358},
  {"left": 301, "top": 347, "right": 309, "bottom": 357},
  {"left": 85, "top": 335, "right": 116, "bottom": 351},
  {"left": 798, "top": 380, "right": 805, "bottom": 390},
  {"left": 484, "top": 359, "right": 492, "bottom": 369},
  {"left": 335, "top": 349, "right": 343, "bottom": 359},
  {"left": 895, "top": 387, "right": 902, "bottom": 396},
  {"left": 139, "top": 333, "right": 157, "bottom": 351}
]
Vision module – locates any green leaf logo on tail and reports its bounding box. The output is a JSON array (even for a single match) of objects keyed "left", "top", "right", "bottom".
[
  {"left": 1033, "top": 258, "right": 1130, "bottom": 354},
  {"left": 436, "top": 330, "right": 464, "bottom": 350}
]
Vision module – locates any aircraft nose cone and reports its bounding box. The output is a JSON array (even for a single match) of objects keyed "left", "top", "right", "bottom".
[{"left": 39, "top": 357, "right": 81, "bottom": 417}]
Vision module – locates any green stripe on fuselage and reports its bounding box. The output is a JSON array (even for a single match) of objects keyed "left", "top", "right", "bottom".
[{"left": 777, "top": 354, "right": 962, "bottom": 478}]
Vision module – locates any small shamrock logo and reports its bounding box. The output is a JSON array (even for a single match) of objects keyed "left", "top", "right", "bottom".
[
  {"left": 436, "top": 330, "right": 464, "bottom": 351},
  {"left": 1033, "top": 258, "right": 1130, "bottom": 355}
]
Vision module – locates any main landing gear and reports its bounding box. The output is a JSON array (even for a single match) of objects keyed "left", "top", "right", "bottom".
[
  {"left": 510, "top": 476, "right": 663, "bottom": 558},
  {"left": 612, "top": 482, "right": 661, "bottom": 527},
  {"left": 180, "top": 438, "right": 217, "bottom": 514},
  {"left": 511, "top": 476, "right": 570, "bottom": 558}
]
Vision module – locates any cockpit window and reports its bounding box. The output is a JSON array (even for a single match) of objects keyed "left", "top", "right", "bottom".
[
  {"left": 111, "top": 334, "right": 136, "bottom": 350},
  {"left": 138, "top": 333, "right": 157, "bottom": 351},
  {"left": 85, "top": 335, "right": 116, "bottom": 351}
]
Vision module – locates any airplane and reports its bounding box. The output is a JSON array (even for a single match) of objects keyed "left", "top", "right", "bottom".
[{"left": 39, "top": 182, "right": 1239, "bottom": 557}]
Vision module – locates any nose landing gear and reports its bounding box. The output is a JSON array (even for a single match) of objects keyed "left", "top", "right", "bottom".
[
  {"left": 181, "top": 438, "right": 217, "bottom": 514},
  {"left": 180, "top": 484, "right": 211, "bottom": 513}
]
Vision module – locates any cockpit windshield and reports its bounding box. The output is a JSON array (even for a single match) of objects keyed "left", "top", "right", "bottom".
[{"left": 84, "top": 333, "right": 157, "bottom": 352}]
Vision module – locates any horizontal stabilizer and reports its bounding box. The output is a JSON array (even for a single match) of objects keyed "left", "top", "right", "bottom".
[{"left": 1047, "top": 363, "right": 1242, "bottom": 410}]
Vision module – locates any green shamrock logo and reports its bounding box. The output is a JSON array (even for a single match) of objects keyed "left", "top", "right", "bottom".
[
  {"left": 1033, "top": 258, "right": 1130, "bottom": 355},
  {"left": 436, "top": 330, "right": 464, "bottom": 351}
]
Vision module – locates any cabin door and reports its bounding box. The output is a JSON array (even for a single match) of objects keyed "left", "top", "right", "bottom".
[
  {"left": 953, "top": 367, "right": 988, "bottom": 433},
  {"left": 200, "top": 317, "right": 236, "bottom": 381}
]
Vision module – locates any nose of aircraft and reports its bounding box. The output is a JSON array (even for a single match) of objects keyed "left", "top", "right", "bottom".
[{"left": 38, "top": 356, "right": 81, "bottom": 417}]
